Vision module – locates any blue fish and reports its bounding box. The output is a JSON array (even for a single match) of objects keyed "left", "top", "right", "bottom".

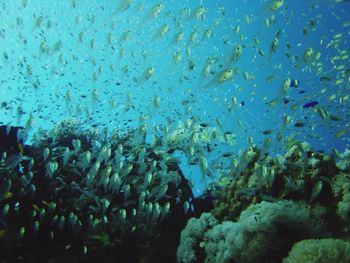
[{"left": 303, "top": 101, "right": 319, "bottom": 108}]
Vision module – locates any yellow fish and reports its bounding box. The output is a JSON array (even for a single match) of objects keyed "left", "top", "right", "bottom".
[{"left": 5, "top": 192, "right": 14, "bottom": 199}]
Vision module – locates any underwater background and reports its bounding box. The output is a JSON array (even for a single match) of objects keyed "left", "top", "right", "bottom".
[{"left": 0, "top": 0, "right": 350, "bottom": 262}]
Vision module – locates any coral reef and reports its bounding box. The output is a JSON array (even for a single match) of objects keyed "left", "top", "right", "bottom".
[
  {"left": 204, "top": 200, "right": 324, "bottom": 263},
  {"left": 1, "top": 117, "right": 350, "bottom": 263},
  {"left": 283, "top": 238, "right": 350, "bottom": 263},
  {"left": 213, "top": 142, "right": 340, "bottom": 223},
  {"left": 178, "top": 200, "right": 324, "bottom": 263},
  {"left": 0, "top": 119, "right": 193, "bottom": 262},
  {"left": 177, "top": 142, "right": 350, "bottom": 263},
  {"left": 177, "top": 213, "right": 218, "bottom": 263}
]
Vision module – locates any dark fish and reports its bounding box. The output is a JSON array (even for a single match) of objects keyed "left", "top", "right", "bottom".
[
  {"left": 294, "top": 122, "right": 305, "bottom": 128},
  {"left": 320, "top": 76, "right": 331, "bottom": 82},
  {"left": 303, "top": 101, "right": 319, "bottom": 108},
  {"left": 290, "top": 79, "right": 299, "bottom": 87},
  {"left": 262, "top": 130, "right": 272, "bottom": 135},
  {"left": 298, "top": 90, "right": 306, "bottom": 94},
  {"left": 167, "top": 148, "right": 175, "bottom": 154},
  {"left": 0, "top": 101, "right": 7, "bottom": 108},
  {"left": 330, "top": 115, "right": 343, "bottom": 121},
  {"left": 206, "top": 143, "right": 211, "bottom": 153},
  {"left": 222, "top": 152, "right": 233, "bottom": 158},
  {"left": 240, "top": 101, "right": 245, "bottom": 106}
]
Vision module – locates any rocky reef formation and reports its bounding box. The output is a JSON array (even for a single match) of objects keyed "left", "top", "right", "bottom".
[
  {"left": 177, "top": 142, "right": 350, "bottom": 263},
  {"left": 0, "top": 119, "right": 193, "bottom": 262}
]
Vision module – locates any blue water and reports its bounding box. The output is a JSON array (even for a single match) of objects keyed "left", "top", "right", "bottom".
[{"left": 0, "top": 0, "right": 349, "bottom": 195}]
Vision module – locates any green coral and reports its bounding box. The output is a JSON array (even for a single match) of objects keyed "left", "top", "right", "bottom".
[
  {"left": 332, "top": 172, "right": 350, "bottom": 233},
  {"left": 203, "top": 200, "right": 323, "bottom": 263},
  {"left": 177, "top": 200, "right": 325, "bottom": 263},
  {"left": 177, "top": 213, "right": 218, "bottom": 263},
  {"left": 283, "top": 239, "right": 350, "bottom": 263}
]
